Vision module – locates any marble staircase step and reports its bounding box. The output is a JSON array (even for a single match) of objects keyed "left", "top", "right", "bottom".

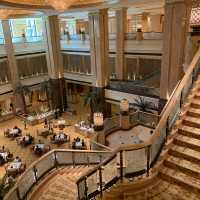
[
  {"left": 164, "top": 155, "right": 200, "bottom": 179},
  {"left": 178, "top": 125, "right": 200, "bottom": 139},
  {"left": 168, "top": 145, "right": 200, "bottom": 164},
  {"left": 159, "top": 167, "right": 200, "bottom": 193},
  {"left": 187, "top": 107, "right": 200, "bottom": 117},
  {"left": 182, "top": 116, "right": 200, "bottom": 128},
  {"left": 190, "top": 99, "right": 200, "bottom": 109},
  {"left": 173, "top": 135, "right": 200, "bottom": 152}
]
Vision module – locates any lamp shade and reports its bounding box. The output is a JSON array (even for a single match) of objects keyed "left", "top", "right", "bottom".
[
  {"left": 93, "top": 112, "right": 104, "bottom": 127},
  {"left": 120, "top": 99, "right": 129, "bottom": 112}
]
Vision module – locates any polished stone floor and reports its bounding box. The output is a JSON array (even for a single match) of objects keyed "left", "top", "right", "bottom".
[{"left": 107, "top": 125, "right": 152, "bottom": 148}]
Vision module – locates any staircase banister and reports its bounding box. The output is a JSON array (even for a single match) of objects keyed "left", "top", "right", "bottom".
[
  {"left": 4, "top": 149, "right": 111, "bottom": 200},
  {"left": 76, "top": 141, "right": 150, "bottom": 184},
  {"left": 151, "top": 47, "right": 200, "bottom": 144},
  {"left": 90, "top": 140, "right": 113, "bottom": 151},
  {"left": 76, "top": 148, "right": 120, "bottom": 184}
]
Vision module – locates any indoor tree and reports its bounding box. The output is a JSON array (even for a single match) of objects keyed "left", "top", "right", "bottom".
[
  {"left": 40, "top": 80, "right": 51, "bottom": 110},
  {"left": 83, "top": 91, "right": 98, "bottom": 123}
]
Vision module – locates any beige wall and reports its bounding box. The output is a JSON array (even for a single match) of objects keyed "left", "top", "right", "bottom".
[{"left": 142, "top": 14, "right": 163, "bottom": 32}]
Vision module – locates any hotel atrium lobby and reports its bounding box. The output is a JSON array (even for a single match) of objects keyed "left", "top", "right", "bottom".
[{"left": 0, "top": 0, "right": 200, "bottom": 199}]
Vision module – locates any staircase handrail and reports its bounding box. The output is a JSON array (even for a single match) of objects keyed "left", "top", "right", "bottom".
[
  {"left": 76, "top": 48, "right": 200, "bottom": 199},
  {"left": 4, "top": 149, "right": 112, "bottom": 200}
]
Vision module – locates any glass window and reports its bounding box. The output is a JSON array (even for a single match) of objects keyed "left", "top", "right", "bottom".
[
  {"left": 0, "top": 21, "right": 4, "bottom": 44},
  {"left": 9, "top": 17, "right": 43, "bottom": 42},
  {"left": 60, "top": 19, "right": 76, "bottom": 35}
]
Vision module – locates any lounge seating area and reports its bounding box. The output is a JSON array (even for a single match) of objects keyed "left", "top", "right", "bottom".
[
  {"left": 51, "top": 132, "right": 70, "bottom": 145},
  {"left": 5, "top": 156, "right": 26, "bottom": 177},
  {"left": 72, "top": 137, "right": 87, "bottom": 150},
  {"left": 4, "top": 126, "right": 22, "bottom": 138}
]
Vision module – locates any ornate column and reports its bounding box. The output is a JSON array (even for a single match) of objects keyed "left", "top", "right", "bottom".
[
  {"left": 89, "top": 9, "right": 111, "bottom": 118},
  {"left": 115, "top": 8, "right": 127, "bottom": 80},
  {"left": 43, "top": 15, "right": 67, "bottom": 112},
  {"left": 2, "top": 20, "right": 25, "bottom": 112},
  {"left": 160, "top": 0, "right": 192, "bottom": 99}
]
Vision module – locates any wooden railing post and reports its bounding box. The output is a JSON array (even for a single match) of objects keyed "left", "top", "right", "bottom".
[
  {"left": 33, "top": 166, "right": 38, "bottom": 182},
  {"left": 84, "top": 177, "right": 88, "bottom": 200},
  {"left": 54, "top": 151, "right": 58, "bottom": 169},
  {"left": 99, "top": 167, "right": 103, "bottom": 198},
  {"left": 16, "top": 187, "right": 21, "bottom": 200},
  {"left": 146, "top": 145, "right": 151, "bottom": 177},
  {"left": 120, "top": 150, "right": 123, "bottom": 183},
  {"left": 72, "top": 151, "right": 75, "bottom": 167}
]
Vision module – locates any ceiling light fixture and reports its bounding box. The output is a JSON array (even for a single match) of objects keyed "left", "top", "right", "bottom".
[{"left": 46, "top": 0, "right": 78, "bottom": 11}]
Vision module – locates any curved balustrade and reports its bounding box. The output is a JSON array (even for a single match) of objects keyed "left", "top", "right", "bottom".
[
  {"left": 76, "top": 48, "right": 200, "bottom": 200},
  {"left": 4, "top": 149, "right": 111, "bottom": 200}
]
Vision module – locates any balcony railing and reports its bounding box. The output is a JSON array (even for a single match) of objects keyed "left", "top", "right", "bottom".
[
  {"left": 76, "top": 47, "right": 200, "bottom": 199},
  {"left": 108, "top": 79, "right": 160, "bottom": 98},
  {"left": 4, "top": 149, "right": 112, "bottom": 200},
  {"left": 60, "top": 32, "right": 163, "bottom": 41}
]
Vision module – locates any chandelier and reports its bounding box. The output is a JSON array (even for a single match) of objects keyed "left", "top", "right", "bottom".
[{"left": 46, "top": 0, "right": 78, "bottom": 11}]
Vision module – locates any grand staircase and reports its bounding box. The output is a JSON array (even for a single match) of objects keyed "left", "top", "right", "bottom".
[
  {"left": 158, "top": 79, "right": 200, "bottom": 196},
  {"left": 98, "top": 77, "right": 200, "bottom": 200},
  {"left": 29, "top": 165, "right": 93, "bottom": 200}
]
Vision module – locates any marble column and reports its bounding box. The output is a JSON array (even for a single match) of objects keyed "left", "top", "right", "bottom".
[
  {"left": 160, "top": 0, "right": 192, "bottom": 99},
  {"left": 2, "top": 20, "right": 25, "bottom": 112},
  {"left": 43, "top": 15, "right": 67, "bottom": 112},
  {"left": 115, "top": 8, "right": 127, "bottom": 80},
  {"left": 89, "top": 9, "right": 111, "bottom": 118}
]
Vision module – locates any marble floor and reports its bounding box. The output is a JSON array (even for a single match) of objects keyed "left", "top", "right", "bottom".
[
  {"left": 107, "top": 125, "right": 153, "bottom": 148},
  {"left": 0, "top": 99, "right": 91, "bottom": 179}
]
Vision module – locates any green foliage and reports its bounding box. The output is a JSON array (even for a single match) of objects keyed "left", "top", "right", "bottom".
[{"left": 83, "top": 92, "right": 97, "bottom": 109}]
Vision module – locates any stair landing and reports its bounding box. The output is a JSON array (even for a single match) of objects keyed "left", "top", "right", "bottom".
[{"left": 29, "top": 165, "right": 93, "bottom": 200}]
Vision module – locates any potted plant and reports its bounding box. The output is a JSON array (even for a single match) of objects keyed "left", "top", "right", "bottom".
[{"left": 83, "top": 91, "right": 98, "bottom": 123}]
